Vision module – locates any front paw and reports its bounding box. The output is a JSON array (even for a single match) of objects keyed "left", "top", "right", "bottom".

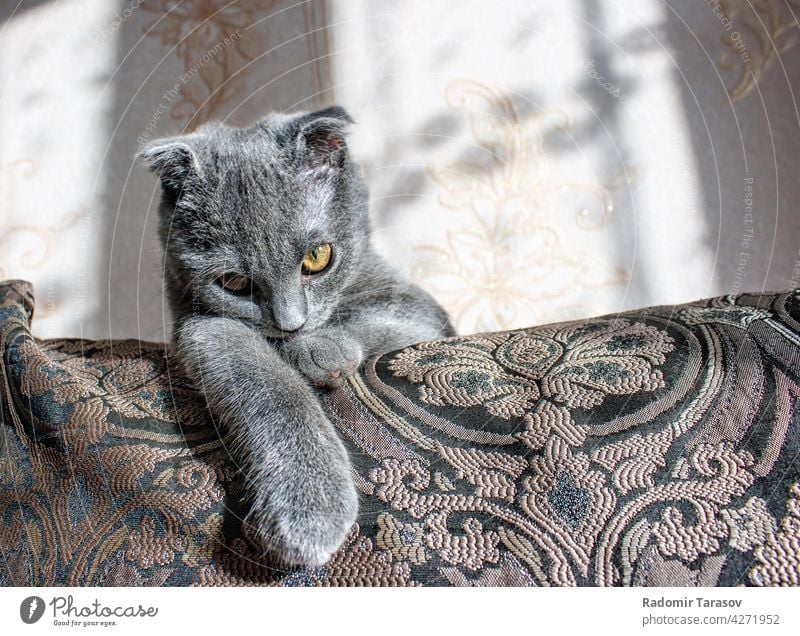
[
  {"left": 245, "top": 451, "right": 359, "bottom": 567},
  {"left": 283, "top": 330, "right": 363, "bottom": 388}
]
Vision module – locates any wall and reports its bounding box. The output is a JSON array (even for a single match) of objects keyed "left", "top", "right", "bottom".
[{"left": 1, "top": 0, "right": 798, "bottom": 340}]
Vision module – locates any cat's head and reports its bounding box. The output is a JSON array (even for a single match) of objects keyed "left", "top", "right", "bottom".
[{"left": 140, "top": 106, "right": 370, "bottom": 337}]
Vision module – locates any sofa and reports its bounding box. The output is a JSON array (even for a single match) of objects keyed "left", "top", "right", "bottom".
[{"left": 1, "top": 279, "right": 799, "bottom": 586}]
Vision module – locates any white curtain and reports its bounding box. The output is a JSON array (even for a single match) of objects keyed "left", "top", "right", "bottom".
[{"left": 1, "top": 0, "right": 798, "bottom": 340}]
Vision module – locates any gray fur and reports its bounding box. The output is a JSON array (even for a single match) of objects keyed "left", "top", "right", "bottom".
[{"left": 140, "top": 106, "right": 454, "bottom": 566}]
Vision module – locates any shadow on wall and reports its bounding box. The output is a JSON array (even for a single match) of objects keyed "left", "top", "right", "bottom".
[
  {"left": 97, "top": 0, "right": 334, "bottom": 341},
  {"left": 362, "top": 0, "right": 642, "bottom": 332},
  {"left": 0, "top": 1, "right": 50, "bottom": 23},
  {"left": 98, "top": 0, "right": 648, "bottom": 339},
  {"left": 660, "top": 0, "right": 800, "bottom": 296},
  {"left": 577, "top": 0, "right": 643, "bottom": 308},
  {"left": 8, "top": 1, "right": 793, "bottom": 339}
]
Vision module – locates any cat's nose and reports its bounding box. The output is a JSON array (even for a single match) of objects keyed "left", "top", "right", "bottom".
[
  {"left": 277, "top": 320, "right": 305, "bottom": 334},
  {"left": 273, "top": 310, "right": 307, "bottom": 334},
  {"left": 270, "top": 286, "right": 308, "bottom": 333}
]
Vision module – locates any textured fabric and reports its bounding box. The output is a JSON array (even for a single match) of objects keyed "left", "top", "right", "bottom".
[{"left": 1, "top": 279, "right": 799, "bottom": 586}]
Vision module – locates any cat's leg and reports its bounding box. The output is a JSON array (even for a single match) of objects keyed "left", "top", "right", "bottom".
[
  {"left": 282, "top": 280, "right": 454, "bottom": 388},
  {"left": 176, "top": 315, "right": 358, "bottom": 566}
]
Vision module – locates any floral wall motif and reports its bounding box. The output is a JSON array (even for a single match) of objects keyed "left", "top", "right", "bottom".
[
  {"left": 140, "top": 0, "right": 270, "bottom": 130},
  {"left": 413, "top": 80, "right": 628, "bottom": 333},
  {"left": 0, "top": 0, "right": 798, "bottom": 339},
  {"left": 0, "top": 161, "right": 84, "bottom": 282},
  {"left": 715, "top": 0, "right": 800, "bottom": 103}
]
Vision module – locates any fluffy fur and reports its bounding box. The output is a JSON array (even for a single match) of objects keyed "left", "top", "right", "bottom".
[{"left": 141, "top": 106, "right": 454, "bottom": 566}]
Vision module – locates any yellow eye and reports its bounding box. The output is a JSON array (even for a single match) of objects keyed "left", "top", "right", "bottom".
[
  {"left": 301, "top": 243, "right": 332, "bottom": 275},
  {"left": 217, "top": 273, "right": 251, "bottom": 293}
]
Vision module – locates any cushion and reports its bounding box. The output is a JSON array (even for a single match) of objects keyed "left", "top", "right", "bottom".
[{"left": 1, "top": 279, "right": 799, "bottom": 586}]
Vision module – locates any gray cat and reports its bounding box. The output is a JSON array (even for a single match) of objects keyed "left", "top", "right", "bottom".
[{"left": 140, "top": 106, "right": 454, "bottom": 566}]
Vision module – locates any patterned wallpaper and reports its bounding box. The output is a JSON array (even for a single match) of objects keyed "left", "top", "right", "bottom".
[
  {"left": 0, "top": 0, "right": 798, "bottom": 339},
  {"left": 412, "top": 79, "right": 627, "bottom": 332}
]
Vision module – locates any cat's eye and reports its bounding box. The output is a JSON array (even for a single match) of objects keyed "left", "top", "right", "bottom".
[
  {"left": 301, "top": 243, "right": 332, "bottom": 275},
  {"left": 217, "top": 273, "right": 251, "bottom": 294}
]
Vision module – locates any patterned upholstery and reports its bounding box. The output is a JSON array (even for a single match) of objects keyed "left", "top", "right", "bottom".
[{"left": 1, "top": 279, "right": 799, "bottom": 586}]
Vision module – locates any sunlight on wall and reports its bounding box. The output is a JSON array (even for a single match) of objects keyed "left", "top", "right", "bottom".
[
  {"left": 599, "top": 0, "right": 716, "bottom": 307},
  {"left": 0, "top": 0, "right": 118, "bottom": 338},
  {"left": 328, "top": 0, "right": 714, "bottom": 333},
  {"left": 0, "top": 0, "right": 795, "bottom": 340}
]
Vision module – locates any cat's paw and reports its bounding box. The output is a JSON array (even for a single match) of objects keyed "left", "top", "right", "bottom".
[
  {"left": 283, "top": 330, "right": 363, "bottom": 388},
  {"left": 245, "top": 458, "right": 358, "bottom": 567}
]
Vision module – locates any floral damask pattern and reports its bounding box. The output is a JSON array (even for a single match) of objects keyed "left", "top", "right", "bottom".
[
  {"left": 750, "top": 485, "right": 800, "bottom": 586},
  {"left": 413, "top": 80, "right": 628, "bottom": 333},
  {"left": 389, "top": 319, "right": 674, "bottom": 418},
  {"left": 1, "top": 280, "right": 800, "bottom": 586},
  {"left": 376, "top": 513, "right": 428, "bottom": 565},
  {"left": 339, "top": 290, "right": 800, "bottom": 586},
  {"left": 141, "top": 0, "right": 269, "bottom": 129},
  {"left": 714, "top": 0, "right": 800, "bottom": 103}
]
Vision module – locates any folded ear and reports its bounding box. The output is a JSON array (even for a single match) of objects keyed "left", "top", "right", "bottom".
[
  {"left": 138, "top": 138, "right": 202, "bottom": 199},
  {"left": 296, "top": 106, "right": 354, "bottom": 173}
]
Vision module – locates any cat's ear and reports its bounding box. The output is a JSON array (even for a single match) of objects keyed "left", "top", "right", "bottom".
[
  {"left": 296, "top": 106, "right": 354, "bottom": 173},
  {"left": 138, "top": 138, "right": 202, "bottom": 198}
]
